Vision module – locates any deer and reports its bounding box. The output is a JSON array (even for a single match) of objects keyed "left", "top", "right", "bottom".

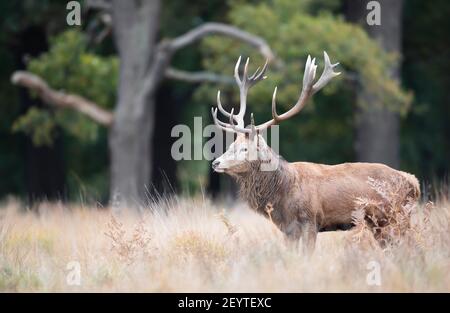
[{"left": 210, "top": 52, "right": 420, "bottom": 251}]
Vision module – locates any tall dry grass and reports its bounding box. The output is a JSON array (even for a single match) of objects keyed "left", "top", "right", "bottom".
[{"left": 0, "top": 189, "right": 449, "bottom": 292}]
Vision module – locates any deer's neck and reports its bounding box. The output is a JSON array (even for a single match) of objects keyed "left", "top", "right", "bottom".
[{"left": 234, "top": 158, "right": 295, "bottom": 213}]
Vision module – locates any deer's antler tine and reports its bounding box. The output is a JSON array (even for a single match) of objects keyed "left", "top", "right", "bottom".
[
  {"left": 305, "top": 56, "right": 317, "bottom": 90},
  {"left": 229, "top": 108, "right": 238, "bottom": 131},
  {"left": 271, "top": 86, "right": 280, "bottom": 121},
  {"left": 255, "top": 59, "right": 269, "bottom": 80},
  {"left": 212, "top": 107, "right": 226, "bottom": 127},
  {"left": 211, "top": 107, "right": 235, "bottom": 133},
  {"left": 242, "top": 57, "right": 250, "bottom": 84},
  {"left": 217, "top": 90, "right": 234, "bottom": 120},
  {"left": 248, "top": 66, "right": 261, "bottom": 80},
  {"left": 312, "top": 51, "right": 341, "bottom": 92},
  {"left": 303, "top": 55, "right": 314, "bottom": 88},
  {"left": 249, "top": 59, "right": 269, "bottom": 82},
  {"left": 234, "top": 56, "right": 242, "bottom": 86}
]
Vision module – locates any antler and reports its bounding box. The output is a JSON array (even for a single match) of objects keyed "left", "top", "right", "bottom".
[
  {"left": 211, "top": 56, "right": 268, "bottom": 134},
  {"left": 211, "top": 51, "right": 340, "bottom": 134},
  {"left": 256, "top": 51, "right": 340, "bottom": 131}
]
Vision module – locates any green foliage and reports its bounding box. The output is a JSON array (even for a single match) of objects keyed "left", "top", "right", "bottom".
[
  {"left": 8, "top": 29, "right": 116, "bottom": 200},
  {"left": 12, "top": 107, "right": 56, "bottom": 147},
  {"left": 16, "top": 30, "right": 118, "bottom": 146},
  {"left": 203, "top": 0, "right": 410, "bottom": 112},
  {"left": 196, "top": 0, "right": 412, "bottom": 163}
]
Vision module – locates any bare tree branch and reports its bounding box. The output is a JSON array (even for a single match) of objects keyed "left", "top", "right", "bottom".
[
  {"left": 165, "top": 67, "right": 234, "bottom": 84},
  {"left": 10, "top": 22, "right": 275, "bottom": 129},
  {"left": 142, "top": 22, "right": 276, "bottom": 95},
  {"left": 11, "top": 71, "right": 114, "bottom": 127},
  {"left": 167, "top": 22, "right": 275, "bottom": 61},
  {"left": 86, "top": 13, "right": 112, "bottom": 45}
]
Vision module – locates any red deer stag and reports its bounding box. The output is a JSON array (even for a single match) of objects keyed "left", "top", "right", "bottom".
[{"left": 211, "top": 52, "right": 420, "bottom": 250}]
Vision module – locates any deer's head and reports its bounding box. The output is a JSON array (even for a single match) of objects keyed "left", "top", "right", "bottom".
[
  {"left": 212, "top": 132, "right": 272, "bottom": 174},
  {"left": 211, "top": 52, "right": 340, "bottom": 174}
]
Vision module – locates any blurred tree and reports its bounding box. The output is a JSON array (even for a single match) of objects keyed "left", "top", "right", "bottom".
[
  {"left": 151, "top": 0, "right": 230, "bottom": 196},
  {"left": 345, "top": 0, "right": 405, "bottom": 168},
  {"left": 401, "top": 0, "right": 450, "bottom": 183},
  {"left": 13, "top": 30, "right": 118, "bottom": 144},
  {"left": 12, "top": 0, "right": 275, "bottom": 207}
]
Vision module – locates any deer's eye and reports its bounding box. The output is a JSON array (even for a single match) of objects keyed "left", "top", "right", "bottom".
[{"left": 241, "top": 148, "right": 248, "bottom": 152}]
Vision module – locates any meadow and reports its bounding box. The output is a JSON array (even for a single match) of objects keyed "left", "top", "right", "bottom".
[{"left": 0, "top": 192, "right": 449, "bottom": 292}]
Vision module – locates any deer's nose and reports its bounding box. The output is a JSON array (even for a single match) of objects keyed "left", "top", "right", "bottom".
[{"left": 212, "top": 160, "right": 220, "bottom": 169}]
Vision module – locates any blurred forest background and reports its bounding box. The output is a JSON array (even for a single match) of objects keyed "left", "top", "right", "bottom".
[{"left": 0, "top": 0, "right": 448, "bottom": 205}]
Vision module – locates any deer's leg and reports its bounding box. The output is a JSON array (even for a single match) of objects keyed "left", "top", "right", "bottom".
[
  {"left": 302, "top": 221, "right": 318, "bottom": 252},
  {"left": 284, "top": 218, "right": 318, "bottom": 253}
]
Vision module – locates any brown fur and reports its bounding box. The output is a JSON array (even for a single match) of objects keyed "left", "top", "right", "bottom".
[{"left": 230, "top": 150, "right": 420, "bottom": 250}]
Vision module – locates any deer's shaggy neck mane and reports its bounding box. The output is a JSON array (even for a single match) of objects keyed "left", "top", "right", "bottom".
[{"left": 234, "top": 157, "right": 295, "bottom": 213}]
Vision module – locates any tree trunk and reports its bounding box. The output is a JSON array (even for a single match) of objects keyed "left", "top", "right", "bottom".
[
  {"left": 109, "top": 0, "right": 160, "bottom": 205},
  {"left": 346, "top": 0, "right": 403, "bottom": 168}
]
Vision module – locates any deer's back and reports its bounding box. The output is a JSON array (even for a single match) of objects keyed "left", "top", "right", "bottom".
[{"left": 291, "top": 162, "right": 420, "bottom": 228}]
